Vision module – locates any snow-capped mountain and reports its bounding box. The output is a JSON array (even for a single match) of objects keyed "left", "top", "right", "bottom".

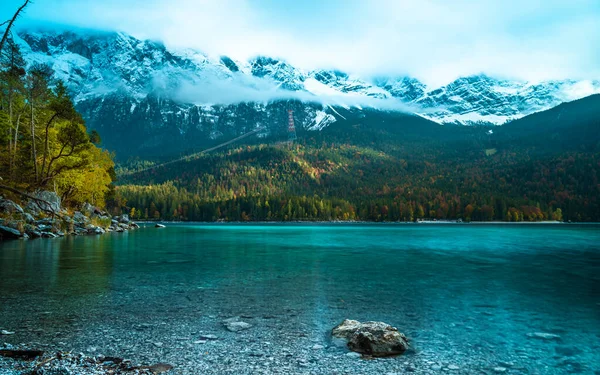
[
  {"left": 13, "top": 28, "right": 600, "bottom": 157},
  {"left": 377, "top": 75, "right": 600, "bottom": 124}
]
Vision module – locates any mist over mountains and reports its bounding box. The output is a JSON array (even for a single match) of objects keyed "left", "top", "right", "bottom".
[{"left": 14, "top": 28, "right": 600, "bottom": 158}]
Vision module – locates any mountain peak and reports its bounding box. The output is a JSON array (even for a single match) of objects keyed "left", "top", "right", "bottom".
[{"left": 13, "top": 28, "right": 600, "bottom": 127}]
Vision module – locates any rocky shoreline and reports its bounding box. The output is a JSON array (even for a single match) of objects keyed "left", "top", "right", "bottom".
[{"left": 0, "top": 191, "right": 138, "bottom": 241}]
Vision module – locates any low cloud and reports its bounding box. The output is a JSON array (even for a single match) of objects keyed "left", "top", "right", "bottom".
[
  {"left": 166, "top": 72, "right": 418, "bottom": 113},
  {"left": 7, "top": 0, "right": 599, "bottom": 86}
]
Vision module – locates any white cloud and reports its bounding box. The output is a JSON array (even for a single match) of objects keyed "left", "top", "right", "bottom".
[
  {"left": 6, "top": 0, "right": 600, "bottom": 86},
  {"left": 169, "top": 72, "right": 419, "bottom": 112}
]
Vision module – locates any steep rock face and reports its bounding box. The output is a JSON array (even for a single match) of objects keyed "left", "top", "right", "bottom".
[
  {"left": 14, "top": 29, "right": 600, "bottom": 158},
  {"left": 377, "top": 75, "right": 600, "bottom": 124}
]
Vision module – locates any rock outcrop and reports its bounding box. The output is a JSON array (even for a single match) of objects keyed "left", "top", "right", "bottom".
[
  {"left": 25, "top": 191, "right": 62, "bottom": 215},
  {"left": 332, "top": 319, "right": 409, "bottom": 357},
  {"left": 0, "top": 191, "right": 140, "bottom": 240}
]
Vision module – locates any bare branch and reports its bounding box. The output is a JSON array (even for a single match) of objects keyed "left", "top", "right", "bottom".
[{"left": 0, "top": 0, "right": 30, "bottom": 53}]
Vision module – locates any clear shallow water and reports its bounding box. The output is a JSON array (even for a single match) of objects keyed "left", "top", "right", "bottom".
[{"left": 1, "top": 224, "right": 599, "bottom": 374}]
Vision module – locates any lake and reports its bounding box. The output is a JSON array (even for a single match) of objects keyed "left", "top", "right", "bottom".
[{"left": 1, "top": 224, "right": 599, "bottom": 374}]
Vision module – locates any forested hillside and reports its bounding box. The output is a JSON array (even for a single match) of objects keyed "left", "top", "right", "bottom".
[{"left": 117, "top": 101, "right": 600, "bottom": 222}]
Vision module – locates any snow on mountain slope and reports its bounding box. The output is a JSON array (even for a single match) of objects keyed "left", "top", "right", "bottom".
[
  {"left": 377, "top": 74, "right": 600, "bottom": 124},
  {"left": 13, "top": 27, "right": 600, "bottom": 153}
]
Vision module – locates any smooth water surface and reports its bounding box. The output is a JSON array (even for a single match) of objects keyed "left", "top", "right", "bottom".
[{"left": 1, "top": 224, "right": 599, "bottom": 374}]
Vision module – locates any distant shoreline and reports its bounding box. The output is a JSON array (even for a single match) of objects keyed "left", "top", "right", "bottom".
[{"left": 134, "top": 220, "right": 599, "bottom": 225}]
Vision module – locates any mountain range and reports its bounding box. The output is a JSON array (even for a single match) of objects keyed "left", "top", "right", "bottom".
[{"left": 14, "top": 28, "right": 600, "bottom": 159}]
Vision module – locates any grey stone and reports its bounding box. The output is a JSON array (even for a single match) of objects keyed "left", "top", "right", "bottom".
[
  {"left": 37, "top": 224, "right": 53, "bottom": 232},
  {"left": 527, "top": 332, "right": 561, "bottom": 340},
  {"left": 81, "top": 202, "right": 95, "bottom": 216},
  {"left": 332, "top": 319, "right": 409, "bottom": 357},
  {"left": 28, "top": 230, "right": 42, "bottom": 238},
  {"left": 223, "top": 317, "right": 252, "bottom": 332},
  {"left": 0, "top": 225, "right": 22, "bottom": 240},
  {"left": 73, "top": 211, "right": 89, "bottom": 225},
  {"left": 0, "top": 199, "right": 24, "bottom": 214},
  {"left": 199, "top": 334, "right": 219, "bottom": 340}
]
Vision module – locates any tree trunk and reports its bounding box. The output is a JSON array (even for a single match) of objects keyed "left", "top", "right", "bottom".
[
  {"left": 11, "top": 113, "right": 21, "bottom": 179},
  {"left": 7, "top": 89, "right": 13, "bottom": 175},
  {"left": 30, "top": 96, "right": 37, "bottom": 180},
  {"left": 40, "top": 113, "right": 58, "bottom": 181}
]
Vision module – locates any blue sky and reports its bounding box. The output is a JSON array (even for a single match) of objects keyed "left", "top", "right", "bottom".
[{"left": 2, "top": 0, "right": 599, "bottom": 85}]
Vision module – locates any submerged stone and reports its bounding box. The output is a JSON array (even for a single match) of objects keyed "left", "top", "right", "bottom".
[
  {"left": 148, "top": 363, "right": 173, "bottom": 373},
  {"left": 332, "top": 319, "right": 409, "bottom": 357},
  {"left": 527, "top": 332, "right": 561, "bottom": 341},
  {"left": 222, "top": 317, "right": 252, "bottom": 332}
]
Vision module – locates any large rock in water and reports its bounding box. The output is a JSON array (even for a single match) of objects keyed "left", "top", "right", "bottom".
[{"left": 332, "top": 319, "right": 409, "bottom": 357}]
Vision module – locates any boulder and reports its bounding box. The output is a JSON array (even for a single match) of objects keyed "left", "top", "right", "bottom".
[
  {"left": 27, "top": 230, "right": 42, "bottom": 238},
  {"left": 0, "top": 225, "right": 22, "bottom": 240},
  {"left": 155, "top": 223, "right": 166, "bottom": 228},
  {"left": 130, "top": 222, "right": 140, "bottom": 229},
  {"left": 331, "top": 319, "right": 409, "bottom": 357},
  {"left": 81, "top": 202, "right": 95, "bottom": 216},
  {"left": 93, "top": 227, "right": 105, "bottom": 235},
  {"left": 0, "top": 199, "right": 24, "bottom": 214},
  {"left": 23, "top": 212, "right": 35, "bottom": 223},
  {"left": 74, "top": 227, "right": 87, "bottom": 235},
  {"left": 26, "top": 191, "right": 61, "bottom": 215},
  {"left": 35, "top": 218, "right": 56, "bottom": 226},
  {"left": 119, "top": 214, "right": 130, "bottom": 224},
  {"left": 37, "top": 224, "right": 53, "bottom": 232},
  {"left": 73, "top": 211, "right": 90, "bottom": 225}
]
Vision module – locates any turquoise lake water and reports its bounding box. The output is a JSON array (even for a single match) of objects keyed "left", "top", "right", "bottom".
[{"left": 1, "top": 224, "right": 599, "bottom": 374}]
